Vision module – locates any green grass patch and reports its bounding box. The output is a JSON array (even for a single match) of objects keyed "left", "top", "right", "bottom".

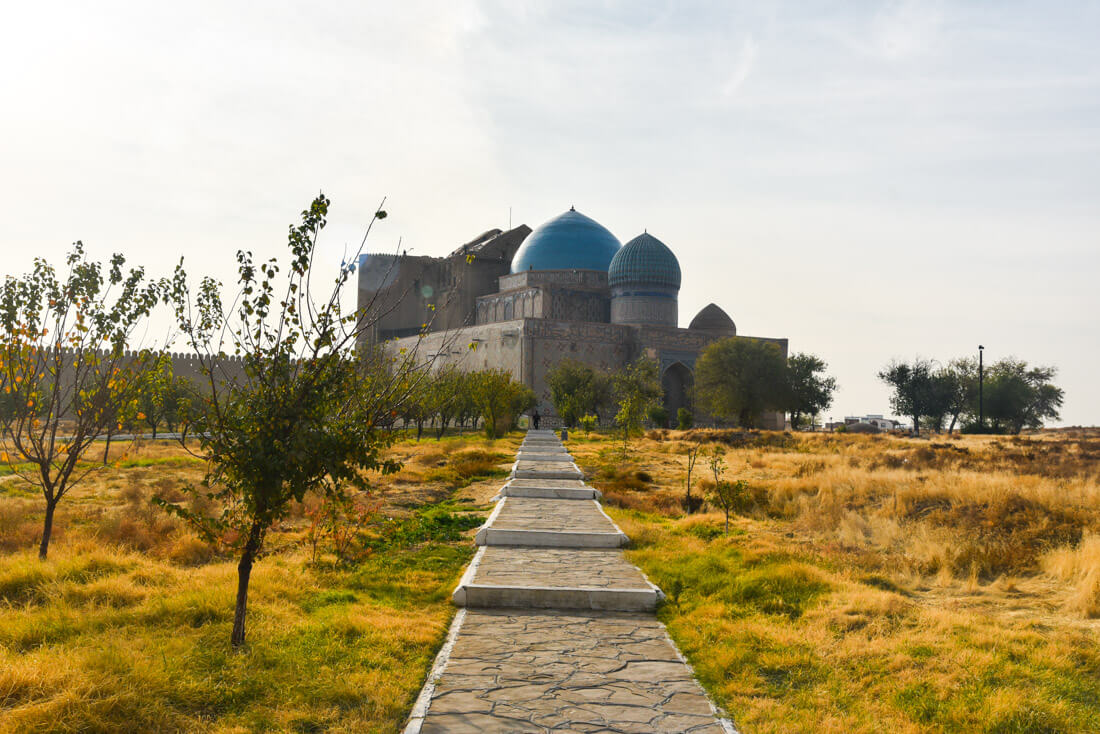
[{"left": 611, "top": 508, "right": 1100, "bottom": 734}]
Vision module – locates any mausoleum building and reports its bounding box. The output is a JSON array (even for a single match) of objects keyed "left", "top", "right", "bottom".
[{"left": 358, "top": 207, "right": 787, "bottom": 428}]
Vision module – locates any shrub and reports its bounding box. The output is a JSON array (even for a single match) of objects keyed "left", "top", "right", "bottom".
[
  {"left": 677, "top": 407, "right": 693, "bottom": 430},
  {"left": 648, "top": 406, "right": 669, "bottom": 428}
]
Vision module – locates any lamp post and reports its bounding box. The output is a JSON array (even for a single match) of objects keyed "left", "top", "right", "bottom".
[{"left": 978, "top": 345, "right": 984, "bottom": 430}]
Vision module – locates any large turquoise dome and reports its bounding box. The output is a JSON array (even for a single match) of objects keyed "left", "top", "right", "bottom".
[
  {"left": 510, "top": 208, "right": 621, "bottom": 273},
  {"left": 608, "top": 232, "right": 681, "bottom": 290}
]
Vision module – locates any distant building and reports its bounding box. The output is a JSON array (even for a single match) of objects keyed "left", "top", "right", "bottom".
[
  {"left": 827, "top": 414, "right": 906, "bottom": 432},
  {"left": 358, "top": 208, "right": 789, "bottom": 427}
]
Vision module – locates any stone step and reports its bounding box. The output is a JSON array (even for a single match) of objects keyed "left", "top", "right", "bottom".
[
  {"left": 520, "top": 442, "right": 565, "bottom": 451},
  {"left": 499, "top": 478, "right": 601, "bottom": 500},
  {"left": 475, "top": 496, "right": 628, "bottom": 548},
  {"left": 499, "top": 485, "right": 601, "bottom": 500},
  {"left": 510, "top": 459, "right": 583, "bottom": 480},
  {"left": 452, "top": 546, "right": 663, "bottom": 612},
  {"left": 514, "top": 451, "right": 574, "bottom": 462}
]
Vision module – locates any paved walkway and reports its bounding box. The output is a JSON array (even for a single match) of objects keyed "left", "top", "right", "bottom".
[{"left": 405, "top": 430, "right": 734, "bottom": 734}]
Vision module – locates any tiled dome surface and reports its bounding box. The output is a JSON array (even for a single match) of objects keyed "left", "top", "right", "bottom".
[
  {"left": 608, "top": 232, "right": 681, "bottom": 290},
  {"left": 510, "top": 208, "right": 622, "bottom": 273}
]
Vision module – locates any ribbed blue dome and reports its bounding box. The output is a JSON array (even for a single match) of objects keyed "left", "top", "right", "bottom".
[
  {"left": 608, "top": 232, "right": 681, "bottom": 290},
  {"left": 510, "top": 208, "right": 621, "bottom": 273}
]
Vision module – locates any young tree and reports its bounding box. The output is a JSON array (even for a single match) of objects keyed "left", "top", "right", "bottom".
[
  {"left": 429, "top": 366, "right": 463, "bottom": 439},
  {"left": 162, "top": 195, "right": 414, "bottom": 648},
  {"left": 695, "top": 338, "right": 789, "bottom": 428},
  {"left": 135, "top": 352, "right": 176, "bottom": 438},
  {"left": 163, "top": 375, "right": 198, "bottom": 438},
  {"left": 0, "top": 243, "right": 164, "bottom": 558},
  {"left": 612, "top": 358, "right": 662, "bottom": 448},
  {"left": 706, "top": 446, "right": 749, "bottom": 534},
  {"left": 683, "top": 443, "right": 702, "bottom": 513},
  {"left": 787, "top": 352, "right": 837, "bottom": 430}
]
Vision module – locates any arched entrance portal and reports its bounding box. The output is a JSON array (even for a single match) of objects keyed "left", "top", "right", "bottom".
[{"left": 661, "top": 362, "right": 693, "bottom": 427}]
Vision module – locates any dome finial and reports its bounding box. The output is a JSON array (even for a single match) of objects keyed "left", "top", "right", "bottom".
[{"left": 570, "top": 204, "right": 575, "bottom": 211}]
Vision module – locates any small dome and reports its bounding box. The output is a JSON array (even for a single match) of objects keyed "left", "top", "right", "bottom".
[
  {"left": 608, "top": 232, "right": 681, "bottom": 290},
  {"left": 689, "top": 303, "right": 736, "bottom": 334},
  {"left": 510, "top": 208, "right": 621, "bottom": 273}
]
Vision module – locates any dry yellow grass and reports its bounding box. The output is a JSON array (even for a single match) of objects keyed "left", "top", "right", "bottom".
[
  {"left": 568, "top": 428, "right": 1100, "bottom": 732},
  {"left": 0, "top": 434, "right": 493, "bottom": 733}
]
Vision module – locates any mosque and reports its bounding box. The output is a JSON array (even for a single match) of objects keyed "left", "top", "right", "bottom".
[{"left": 357, "top": 208, "right": 788, "bottom": 428}]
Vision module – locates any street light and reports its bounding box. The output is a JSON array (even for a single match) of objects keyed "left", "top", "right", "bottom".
[{"left": 978, "top": 345, "right": 984, "bottom": 430}]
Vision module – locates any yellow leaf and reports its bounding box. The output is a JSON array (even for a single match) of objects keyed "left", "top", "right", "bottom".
[{"left": 1, "top": 452, "right": 8, "bottom": 463}]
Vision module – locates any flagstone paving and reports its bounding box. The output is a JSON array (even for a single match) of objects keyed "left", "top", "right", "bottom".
[
  {"left": 405, "top": 432, "right": 733, "bottom": 733},
  {"left": 418, "top": 610, "right": 726, "bottom": 733},
  {"left": 472, "top": 547, "right": 652, "bottom": 589},
  {"left": 488, "top": 497, "right": 618, "bottom": 533}
]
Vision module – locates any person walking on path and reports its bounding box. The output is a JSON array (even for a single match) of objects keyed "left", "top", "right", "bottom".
[{"left": 532, "top": 408, "right": 541, "bottom": 429}]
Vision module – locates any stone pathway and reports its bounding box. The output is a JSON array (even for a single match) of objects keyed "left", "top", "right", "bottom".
[{"left": 405, "top": 429, "right": 735, "bottom": 734}]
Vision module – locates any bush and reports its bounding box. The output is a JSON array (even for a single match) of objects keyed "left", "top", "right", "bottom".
[
  {"left": 648, "top": 406, "right": 669, "bottom": 428},
  {"left": 578, "top": 414, "right": 598, "bottom": 434},
  {"left": 677, "top": 407, "right": 693, "bottom": 430}
]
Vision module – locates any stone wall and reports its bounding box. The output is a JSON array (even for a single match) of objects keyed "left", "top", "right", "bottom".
[
  {"left": 387, "top": 321, "right": 527, "bottom": 382},
  {"left": 609, "top": 290, "right": 677, "bottom": 327},
  {"left": 497, "top": 269, "right": 608, "bottom": 293},
  {"left": 356, "top": 227, "right": 530, "bottom": 345}
]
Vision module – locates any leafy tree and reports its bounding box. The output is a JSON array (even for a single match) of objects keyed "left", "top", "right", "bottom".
[
  {"left": 428, "top": 366, "right": 464, "bottom": 439},
  {"left": 695, "top": 338, "right": 789, "bottom": 428},
  {"left": 547, "top": 359, "right": 610, "bottom": 427},
  {"left": 787, "top": 352, "right": 837, "bottom": 430},
  {"left": 161, "top": 195, "right": 412, "bottom": 648},
  {"left": 471, "top": 369, "right": 536, "bottom": 439},
  {"left": 983, "top": 359, "right": 1063, "bottom": 434},
  {"left": 453, "top": 372, "right": 480, "bottom": 431},
  {"left": 940, "top": 358, "right": 978, "bottom": 434},
  {"left": 0, "top": 242, "right": 163, "bottom": 558},
  {"left": 612, "top": 358, "right": 662, "bottom": 448},
  {"left": 648, "top": 405, "right": 669, "bottom": 428},
  {"left": 578, "top": 414, "right": 598, "bottom": 434},
  {"left": 878, "top": 358, "right": 954, "bottom": 436}
]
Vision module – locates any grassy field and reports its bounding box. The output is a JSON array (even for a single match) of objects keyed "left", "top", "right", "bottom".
[
  {"left": 0, "top": 433, "right": 509, "bottom": 733},
  {"left": 567, "top": 428, "right": 1100, "bottom": 733},
  {"left": 2, "top": 427, "right": 1098, "bottom": 732}
]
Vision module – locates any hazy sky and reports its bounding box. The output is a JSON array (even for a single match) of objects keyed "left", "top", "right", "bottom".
[{"left": 2, "top": 1, "right": 1098, "bottom": 425}]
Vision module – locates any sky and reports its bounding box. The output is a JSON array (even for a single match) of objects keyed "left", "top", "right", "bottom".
[{"left": 1, "top": 0, "right": 1098, "bottom": 425}]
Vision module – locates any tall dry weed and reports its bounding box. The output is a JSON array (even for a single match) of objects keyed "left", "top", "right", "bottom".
[{"left": 1042, "top": 535, "right": 1100, "bottom": 618}]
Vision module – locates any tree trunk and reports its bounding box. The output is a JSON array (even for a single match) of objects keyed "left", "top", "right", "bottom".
[
  {"left": 948, "top": 413, "right": 958, "bottom": 435},
  {"left": 39, "top": 499, "right": 57, "bottom": 559},
  {"left": 231, "top": 522, "right": 264, "bottom": 649},
  {"left": 724, "top": 509, "right": 730, "bottom": 535},
  {"left": 103, "top": 433, "right": 113, "bottom": 464},
  {"left": 912, "top": 415, "right": 920, "bottom": 436}
]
